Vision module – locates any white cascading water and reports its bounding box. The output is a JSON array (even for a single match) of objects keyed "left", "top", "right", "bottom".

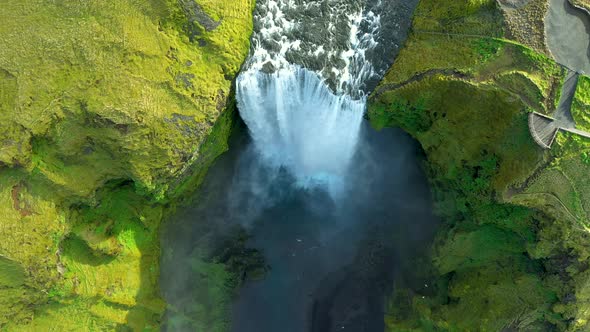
[
  {"left": 236, "top": 0, "right": 383, "bottom": 195},
  {"left": 237, "top": 68, "right": 365, "bottom": 191}
]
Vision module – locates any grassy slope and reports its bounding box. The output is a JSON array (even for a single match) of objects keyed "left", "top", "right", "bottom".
[
  {"left": 370, "top": 0, "right": 590, "bottom": 330},
  {"left": 572, "top": 75, "right": 590, "bottom": 132},
  {"left": 0, "top": 0, "right": 253, "bottom": 330}
]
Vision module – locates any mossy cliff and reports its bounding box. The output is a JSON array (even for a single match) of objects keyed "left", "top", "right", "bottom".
[
  {"left": 0, "top": 0, "right": 253, "bottom": 330},
  {"left": 369, "top": 0, "right": 590, "bottom": 330}
]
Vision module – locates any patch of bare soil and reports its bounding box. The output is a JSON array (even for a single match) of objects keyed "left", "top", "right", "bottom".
[
  {"left": 500, "top": 0, "right": 550, "bottom": 54},
  {"left": 11, "top": 184, "right": 33, "bottom": 217}
]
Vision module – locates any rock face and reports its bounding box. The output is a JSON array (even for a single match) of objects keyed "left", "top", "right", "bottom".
[
  {"left": 370, "top": 0, "right": 590, "bottom": 330},
  {"left": 0, "top": 0, "right": 253, "bottom": 330},
  {"left": 244, "top": 0, "right": 418, "bottom": 95}
]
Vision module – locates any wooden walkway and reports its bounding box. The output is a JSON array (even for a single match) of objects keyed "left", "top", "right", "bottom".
[
  {"left": 529, "top": 70, "right": 590, "bottom": 148},
  {"left": 528, "top": 112, "right": 559, "bottom": 149}
]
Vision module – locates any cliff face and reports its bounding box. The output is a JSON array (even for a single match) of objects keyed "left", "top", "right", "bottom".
[
  {"left": 369, "top": 0, "right": 590, "bottom": 330},
  {"left": 0, "top": 0, "right": 253, "bottom": 329}
]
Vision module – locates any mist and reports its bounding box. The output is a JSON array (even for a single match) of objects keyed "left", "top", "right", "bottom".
[
  {"left": 160, "top": 0, "right": 429, "bottom": 330},
  {"left": 236, "top": 66, "right": 365, "bottom": 196},
  {"left": 160, "top": 118, "right": 439, "bottom": 332}
]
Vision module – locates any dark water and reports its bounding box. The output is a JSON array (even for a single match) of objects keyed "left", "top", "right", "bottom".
[{"left": 160, "top": 119, "right": 438, "bottom": 332}]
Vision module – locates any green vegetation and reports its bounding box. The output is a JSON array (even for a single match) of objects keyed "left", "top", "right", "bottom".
[
  {"left": 162, "top": 227, "right": 267, "bottom": 332},
  {"left": 513, "top": 131, "right": 590, "bottom": 330},
  {"left": 0, "top": 0, "right": 254, "bottom": 330},
  {"left": 572, "top": 75, "right": 590, "bottom": 132},
  {"left": 0, "top": 257, "right": 25, "bottom": 288},
  {"left": 370, "top": 0, "right": 590, "bottom": 330}
]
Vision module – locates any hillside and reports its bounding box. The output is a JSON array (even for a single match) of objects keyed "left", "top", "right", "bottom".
[
  {"left": 369, "top": 0, "right": 590, "bottom": 330},
  {"left": 0, "top": 0, "right": 253, "bottom": 329}
]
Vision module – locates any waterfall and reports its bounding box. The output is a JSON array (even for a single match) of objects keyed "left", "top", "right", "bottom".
[
  {"left": 237, "top": 67, "right": 365, "bottom": 192},
  {"left": 236, "top": 0, "right": 387, "bottom": 195}
]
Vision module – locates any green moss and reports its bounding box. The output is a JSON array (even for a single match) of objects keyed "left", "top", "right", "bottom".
[
  {"left": 434, "top": 225, "right": 528, "bottom": 274},
  {"left": 514, "top": 132, "right": 590, "bottom": 329},
  {"left": 0, "top": 257, "right": 25, "bottom": 288},
  {"left": 572, "top": 75, "right": 590, "bottom": 132},
  {"left": 164, "top": 259, "right": 232, "bottom": 332},
  {"left": 167, "top": 97, "right": 239, "bottom": 202},
  {"left": 380, "top": 0, "right": 500, "bottom": 85},
  {"left": 440, "top": 264, "right": 555, "bottom": 331},
  {"left": 370, "top": 0, "right": 589, "bottom": 330},
  {"left": 5, "top": 300, "right": 122, "bottom": 332},
  {"left": 411, "top": 0, "right": 503, "bottom": 36},
  {"left": 473, "top": 37, "right": 503, "bottom": 62},
  {"left": 372, "top": 76, "right": 541, "bottom": 193},
  {"left": 161, "top": 213, "right": 267, "bottom": 331},
  {"left": 378, "top": 0, "right": 562, "bottom": 115},
  {"left": 370, "top": 72, "right": 558, "bottom": 329},
  {"left": 381, "top": 39, "right": 561, "bottom": 113},
  {"left": 494, "top": 71, "right": 545, "bottom": 111},
  {"left": 0, "top": 0, "right": 253, "bottom": 196},
  {"left": 61, "top": 235, "right": 117, "bottom": 266},
  {"left": 0, "top": 0, "right": 254, "bottom": 330}
]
